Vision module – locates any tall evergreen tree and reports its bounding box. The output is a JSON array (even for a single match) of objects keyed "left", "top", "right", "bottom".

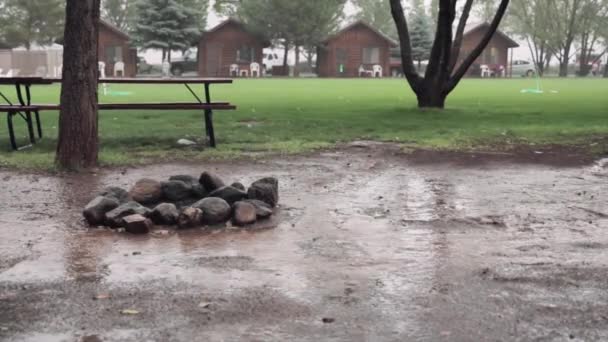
[
  {"left": 0, "top": 0, "right": 65, "bottom": 49},
  {"left": 101, "top": 0, "right": 134, "bottom": 32},
  {"left": 409, "top": 0, "right": 433, "bottom": 70},
  {"left": 132, "top": 0, "right": 207, "bottom": 60}
]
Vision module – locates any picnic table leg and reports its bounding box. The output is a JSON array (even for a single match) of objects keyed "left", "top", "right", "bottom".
[
  {"left": 24, "top": 84, "right": 43, "bottom": 139},
  {"left": 204, "top": 83, "right": 216, "bottom": 148},
  {"left": 6, "top": 111, "right": 17, "bottom": 150},
  {"left": 15, "top": 83, "right": 36, "bottom": 144}
]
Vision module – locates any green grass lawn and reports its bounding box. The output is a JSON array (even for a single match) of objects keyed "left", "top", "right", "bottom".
[{"left": 0, "top": 78, "right": 607, "bottom": 170}]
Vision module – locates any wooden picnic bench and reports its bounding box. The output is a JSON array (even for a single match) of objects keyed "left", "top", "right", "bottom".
[{"left": 0, "top": 77, "right": 236, "bottom": 150}]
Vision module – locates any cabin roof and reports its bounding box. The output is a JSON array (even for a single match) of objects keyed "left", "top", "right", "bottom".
[
  {"left": 321, "top": 20, "right": 398, "bottom": 47},
  {"left": 99, "top": 19, "right": 130, "bottom": 41},
  {"left": 463, "top": 22, "right": 519, "bottom": 48}
]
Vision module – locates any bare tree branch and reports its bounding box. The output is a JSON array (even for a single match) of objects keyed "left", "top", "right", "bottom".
[
  {"left": 389, "top": 0, "right": 422, "bottom": 89},
  {"left": 449, "top": 0, "right": 474, "bottom": 74},
  {"left": 446, "top": 0, "right": 510, "bottom": 93}
]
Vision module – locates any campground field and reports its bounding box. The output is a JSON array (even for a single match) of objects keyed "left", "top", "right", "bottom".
[{"left": 0, "top": 78, "right": 606, "bottom": 169}]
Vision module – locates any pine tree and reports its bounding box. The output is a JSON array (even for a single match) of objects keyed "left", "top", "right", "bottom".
[
  {"left": 101, "top": 0, "right": 134, "bottom": 32},
  {"left": 132, "top": 0, "right": 207, "bottom": 61},
  {"left": 409, "top": 0, "right": 433, "bottom": 70}
]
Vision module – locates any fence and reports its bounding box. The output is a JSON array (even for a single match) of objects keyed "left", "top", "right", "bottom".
[{"left": 0, "top": 49, "right": 63, "bottom": 77}]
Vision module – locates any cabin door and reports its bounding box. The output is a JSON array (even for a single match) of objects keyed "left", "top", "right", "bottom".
[
  {"left": 336, "top": 48, "right": 348, "bottom": 77},
  {"left": 206, "top": 43, "right": 222, "bottom": 76}
]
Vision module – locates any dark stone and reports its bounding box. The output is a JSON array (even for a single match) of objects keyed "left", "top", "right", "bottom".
[
  {"left": 177, "top": 207, "right": 203, "bottom": 229},
  {"left": 123, "top": 214, "right": 154, "bottom": 234},
  {"left": 193, "top": 197, "right": 231, "bottom": 225},
  {"left": 161, "top": 180, "right": 192, "bottom": 202},
  {"left": 170, "top": 175, "right": 207, "bottom": 198},
  {"left": 105, "top": 201, "right": 151, "bottom": 228},
  {"left": 98, "top": 187, "right": 130, "bottom": 204},
  {"left": 199, "top": 171, "right": 225, "bottom": 192},
  {"left": 129, "top": 178, "right": 162, "bottom": 204},
  {"left": 169, "top": 175, "right": 198, "bottom": 184},
  {"left": 149, "top": 203, "right": 179, "bottom": 225},
  {"left": 83, "top": 196, "right": 119, "bottom": 226},
  {"left": 243, "top": 199, "right": 274, "bottom": 219},
  {"left": 232, "top": 201, "right": 257, "bottom": 226},
  {"left": 247, "top": 177, "right": 279, "bottom": 207},
  {"left": 231, "top": 182, "right": 246, "bottom": 191},
  {"left": 208, "top": 186, "right": 248, "bottom": 205}
]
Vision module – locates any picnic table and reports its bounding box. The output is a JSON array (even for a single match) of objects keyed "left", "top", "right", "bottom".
[{"left": 0, "top": 77, "right": 236, "bottom": 150}]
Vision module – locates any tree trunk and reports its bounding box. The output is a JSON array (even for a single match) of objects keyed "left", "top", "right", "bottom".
[
  {"left": 294, "top": 44, "right": 300, "bottom": 77},
  {"left": 56, "top": 0, "right": 100, "bottom": 170},
  {"left": 282, "top": 41, "right": 289, "bottom": 68},
  {"left": 604, "top": 63, "right": 608, "bottom": 78},
  {"left": 416, "top": 85, "right": 446, "bottom": 109},
  {"left": 558, "top": 61, "right": 569, "bottom": 77}
]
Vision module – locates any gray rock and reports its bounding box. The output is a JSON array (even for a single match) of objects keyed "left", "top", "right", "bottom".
[
  {"left": 243, "top": 199, "right": 274, "bottom": 219},
  {"left": 193, "top": 197, "right": 231, "bottom": 225},
  {"left": 161, "top": 180, "right": 192, "bottom": 202},
  {"left": 105, "top": 201, "right": 151, "bottom": 228},
  {"left": 170, "top": 175, "right": 207, "bottom": 198},
  {"left": 169, "top": 175, "right": 198, "bottom": 184},
  {"left": 231, "top": 182, "right": 246, "bottom": 191},
  {"left": 232, "top": 202, "right": 257, "bottom": 226},
  {"left": 83, "top": 196, "right": 120, "bottom": 226},
  {"left": 129, "top": 178, "right": 162, "bottom": 204},
  {"left": 247, "top": 177, "right": 279, "bottom": 207},
  {"left": 178, "top": 207, "right": 203, "bottom": 229},
  {"left": 98, "top": 187, "right": 130, "bottom": 204},
  {"left": 150, "top": 203, "right": 179, "bottom": 225},
  {"left": 123, "top": 214, "right": 154, "bottom": 234},
  {"left": 199, "top": 172, "right": 225, "bottom": 192},
  {"left": 208, "top": 186, "right": 248, "bottom": 205}
]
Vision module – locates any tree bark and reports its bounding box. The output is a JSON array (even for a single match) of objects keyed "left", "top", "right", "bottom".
[
  {"left": 294, "top": 44, "right": 300, "bottom": 77},
  {"left": 604, "top": 63, "right": 608, "bottom": 78},
  {"left": 390, "top": 0, "right": 510, "bottom": 109},
  {"left": 56, "top": 0, "right": 100, "bottom": 170}
]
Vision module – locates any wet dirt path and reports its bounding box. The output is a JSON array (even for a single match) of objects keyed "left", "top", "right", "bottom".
[{"left": 1, "top": 146, "right": 607, "bottom": 341}]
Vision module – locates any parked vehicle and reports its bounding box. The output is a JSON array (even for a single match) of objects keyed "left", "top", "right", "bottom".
[
  {"left": 511, "top": 60, "right": 536, "bottom": 77},
  {"left": 137, "top": 56, "right": 154, "bottom": 74},
  {"left": 263, "top": 50, "right": 283, "bottom": 73},
  {"left": 170, "top": 50, "right": 198, "bottom": 76}
]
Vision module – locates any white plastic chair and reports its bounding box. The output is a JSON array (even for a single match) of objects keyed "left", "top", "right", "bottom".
[
  {"left": 114, "top": 61, "right": 125, "bottom": 77},
  {"left": 229, "top": 64, "right": 239, "bottom": 77},
  {"left": 480, "top": 64, "right": 491, "bottom": 77},
  {"left": 239, "top": 68, "right": 249, "bottom": 77},
  {"left": 98, "top": 62, "right": 107, "bottom": 95},
  {"left": 373, "top": 65, "right": 383, "bottom": 78},
  {"left": 250, "top": 62, "right": 261, "bottom": 77},
  {"left": 358, "top": 65, "right": 366, "bottom": 77}
]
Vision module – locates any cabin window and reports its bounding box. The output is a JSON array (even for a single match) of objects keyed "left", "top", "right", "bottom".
[
  {"left": 105, "top": 45, "right": 123, "bottom": 63},
  {"left": 490, "top": 47, "right": 498, "bottom": 64},
  {"left": 237, "top": 45, "right": 255, "bottom": 63},
  {"left": 362, "top": 47, "right": 380, "bottom": 64},
  {"left": 336, "top": 48, "right": 348, "bottom": 64}
]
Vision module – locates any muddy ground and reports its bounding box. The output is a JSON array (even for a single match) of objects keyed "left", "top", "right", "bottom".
[{"left": 0, "top": 143, "right": 607, "bottom": 342}]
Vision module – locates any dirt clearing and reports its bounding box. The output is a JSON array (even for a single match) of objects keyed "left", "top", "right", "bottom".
[{"left": 1, "top": 144, "right": 607, "bottom": 341}]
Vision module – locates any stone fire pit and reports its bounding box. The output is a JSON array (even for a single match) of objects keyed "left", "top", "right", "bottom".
[{"left": 83, "top": 172, "right": 278, "bottom": 234}]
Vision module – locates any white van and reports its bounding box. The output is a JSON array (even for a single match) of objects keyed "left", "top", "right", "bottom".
[{"left": 263, "top": 49, "right": 283, "bottom": 73}]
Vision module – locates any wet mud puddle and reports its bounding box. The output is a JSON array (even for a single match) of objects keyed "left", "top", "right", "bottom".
[{"left": 1, "top": 151, "right": 607, "bottom": 341}]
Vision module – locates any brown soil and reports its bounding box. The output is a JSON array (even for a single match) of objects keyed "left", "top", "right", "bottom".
[{"left": 0, "top": 143, "right": 607, "bottom": 341}]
